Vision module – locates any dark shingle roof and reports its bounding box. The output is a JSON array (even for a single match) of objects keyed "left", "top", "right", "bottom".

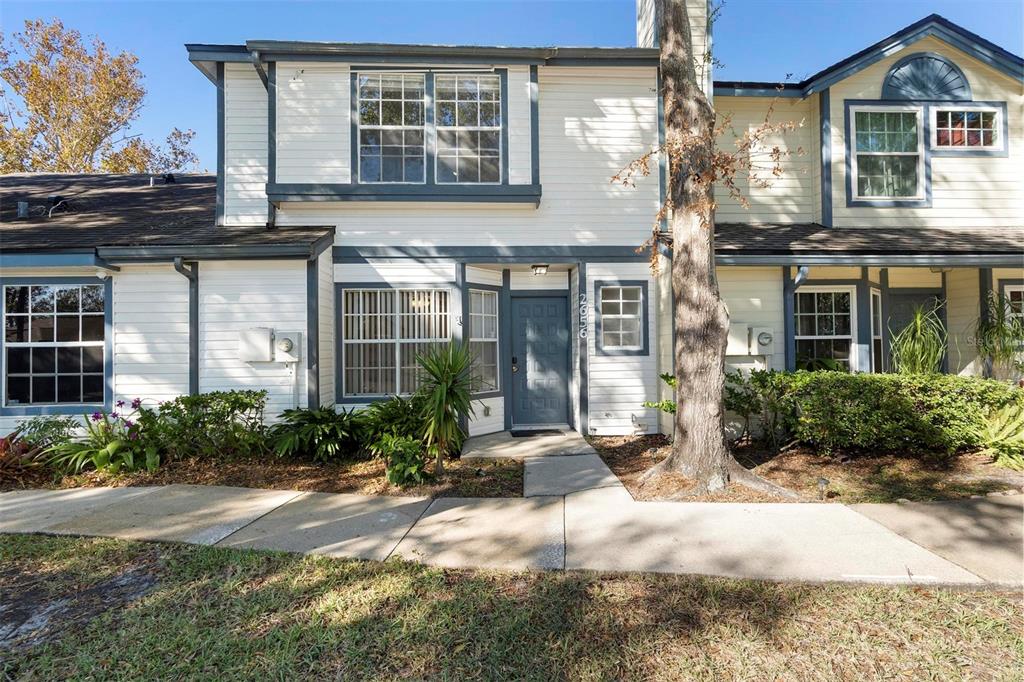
[
  {"left": 0, "top": 173, "right": 332, "bottom": 252},
  {"left": 716, "top": 223, "right": 1024, "bottom": 256}
]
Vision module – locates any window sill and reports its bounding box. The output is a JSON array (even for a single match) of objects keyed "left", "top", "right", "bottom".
[
  {"left": 0, "top": 403, "right": 104, "bottom": 417},
  {"left": 267, "top": 183, "right": 542, "bottom": 206},
  {"left": 847, "top": 196, "right": 930, "bottom": 208}
]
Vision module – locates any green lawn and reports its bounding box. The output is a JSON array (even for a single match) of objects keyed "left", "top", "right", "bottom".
[{"left": 2, "top": 534, "right": 1021, "bottom": 681}]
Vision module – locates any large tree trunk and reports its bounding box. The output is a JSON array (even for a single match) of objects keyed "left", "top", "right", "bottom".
[{"left": 653, "top": 0, "right": 771, "bottom": 495}]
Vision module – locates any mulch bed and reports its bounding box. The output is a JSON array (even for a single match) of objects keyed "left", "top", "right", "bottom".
[
  {"left": 590, "top": 434, "right": 1024, "bottom": 503},
  {"left": 6, "top": 456, "right": 523, "bottom": 499}
]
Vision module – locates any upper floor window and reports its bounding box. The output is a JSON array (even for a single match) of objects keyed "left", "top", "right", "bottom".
[
  {"left": 435, "top": 75, "right": 502, "bottom": 184},
  {"left": 932, "top": 109, "right": 999, "bottom": 149},
  {"left": 851, "top": 107, "right": 923, "bottom": 200},
  {"left": 1006, "top": 285, "right": 1024, "bottom": 325},
  {"left": 357, "top": 74, "right": 426, "bottom": 183},
  {"left": 4, "top": 284, "right": 106, "bottom": 406}
]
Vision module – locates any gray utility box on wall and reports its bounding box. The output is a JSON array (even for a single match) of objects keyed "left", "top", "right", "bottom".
[{"left": 238, "top": 327, "right": 275, "bottom": 362}]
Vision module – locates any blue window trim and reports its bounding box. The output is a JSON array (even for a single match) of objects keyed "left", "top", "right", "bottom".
[
  {"left": 349, "top": 68, "right": 510, "bottom": 190},
  {"left": 0, "top": 276, "right": 113, "bottom": 417},
  {"left": 467, "top": 281, "right": 505, "bottom": 400},
  {"left": 593, "top": 279, "right": 650, "bottom": 357},
  {"left": 333, "top": 281, "right": 456, "bottom": 405},
  {"left": 843, "top": 98, "right": 1009, "bottom": 208}
]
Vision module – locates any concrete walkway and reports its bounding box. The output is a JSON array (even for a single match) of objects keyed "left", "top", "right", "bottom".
[{"left": 3, "top": 484, "right": 1020, "bottom": 587}]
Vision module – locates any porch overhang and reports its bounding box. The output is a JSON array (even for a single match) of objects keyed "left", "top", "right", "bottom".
[{"left": 713, "top": 223, "right": 1024, "bottom": 269}]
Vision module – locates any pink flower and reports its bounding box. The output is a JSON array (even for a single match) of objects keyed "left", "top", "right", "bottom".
[
  {"left": 131, "top": 398, "right": 142, "bottom": 409},
  {"left": 110, "top": 412, "right": 119, "bottom": 419},
  {"left": 124, "top": 419, "right": 134, "bottom": 428},
  {"left": 116, "top": 400, "right": 125, "bottom": 408},
  {"left": 91, "top": 412, "right": 103, "bottom": 422}
]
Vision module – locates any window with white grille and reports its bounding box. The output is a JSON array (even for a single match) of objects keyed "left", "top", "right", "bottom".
[
  {"left": 794, "top": 288, "right": 855, "bottom": 371},
  {"left": 341, "top": 289, "right": 450, "bottom": 397},
  {"left": 435, "top": 75, "right": 502, "bottom": 184},
  {"left": 468, "top": 289, "right": 499, "bottom": 393}
]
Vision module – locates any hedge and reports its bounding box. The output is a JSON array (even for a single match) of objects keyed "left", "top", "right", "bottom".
[{"left": 728, "top": 371, "right": 1024, "bottom": 457}]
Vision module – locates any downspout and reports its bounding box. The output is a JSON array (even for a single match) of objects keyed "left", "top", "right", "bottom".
[
  {"left": 173, "top": 257, "right": 199, "bottom": 395},
  {"left": 784, "top": 266, "right": 810, "bottom": 371}
]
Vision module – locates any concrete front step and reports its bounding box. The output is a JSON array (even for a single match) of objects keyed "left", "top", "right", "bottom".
[{"left": 461, "top": 430, "right": 596, "bottom": 460}]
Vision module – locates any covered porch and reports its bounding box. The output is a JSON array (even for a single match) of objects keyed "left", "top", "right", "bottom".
[{"left": 714, "top": 224, "right": 1023, "bottom": 377}]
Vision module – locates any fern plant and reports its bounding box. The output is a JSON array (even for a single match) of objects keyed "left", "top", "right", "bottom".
[
  {"left": 890, "top": 302, "right": 947, "bottom": 374},
  {"left": 270, "top": 407, "right": 361, "bottom": 462},
  {"left": 975, "top": 404, "right": 1024, "bottom": 471},
  {"left": 416, "top": 341, "right": 475, "bottom": 475}
]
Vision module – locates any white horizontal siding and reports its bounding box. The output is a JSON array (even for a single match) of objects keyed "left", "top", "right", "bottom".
[
  {"left": 318, "top": 251, "right": 336, "bottom": 407},
  {"left": 276, "top": 62, "right": 350, "bottom": 184},
  {"left": 830, "top": 36, "right": 1024, "bottom": 228},
  {"left": 586, "top": 262, "right": 659, "bottom": 435},
  {"left": 507, "top": 65, "right": 532, "bottom": 185},
  {"left": 510, "top": 270, "right": 568, "bottom": 290},
  {"left": 224, "top": 63, "right": 268, "bottom": 225},
  {"left": 276, "top": 66, "right": 659, "bottom": 248},
  {"left": 113, "top": 266, "right": 190, "bottom": 406},
  {"left": 714, "top": 95, "right": 816, "bottom": 224},
  {"left": 946, "top": 267, "right": 982, "bottom": 376},
  {"left": 469, "top": 396, "right": 505, "bottom": 436},
  {"left": 466, "top": 267, "right": 503, "bottom": 286},
  {"left": 199, "top": 261, "right": 306, "bottom": 418},
  {"left": 335, "top": 262, "right": 456, "bottom": 284},
  {"left": 718, "top": 266, "right": 785, "bottom": 372}
]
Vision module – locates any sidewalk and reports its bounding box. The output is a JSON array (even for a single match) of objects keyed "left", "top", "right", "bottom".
[{"left": 3, "top": 483, "right": 1019, "bottom": 586}]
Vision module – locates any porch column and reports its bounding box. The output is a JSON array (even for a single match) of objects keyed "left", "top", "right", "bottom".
[
  {"left": 980, "top": 268, "right": 993, "bottom": 377},
  {"left": 855, "top": 267, "right": 872, "bottom": 373}
]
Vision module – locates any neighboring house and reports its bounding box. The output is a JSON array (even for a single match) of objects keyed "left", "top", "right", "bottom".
[{"left": 1, "top": 4, "right": 1021, "bottom": 438}]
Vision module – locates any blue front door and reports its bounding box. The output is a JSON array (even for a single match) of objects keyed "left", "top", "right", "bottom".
[{"left": 511, "top": 296, "right": 569, "bottom": 425}]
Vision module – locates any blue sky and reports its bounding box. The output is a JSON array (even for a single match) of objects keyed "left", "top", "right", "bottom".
[{"left": 3, "top": 0, "right": 1021, "bottom": 170}]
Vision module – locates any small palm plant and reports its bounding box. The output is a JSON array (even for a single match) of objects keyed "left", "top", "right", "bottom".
[
  {"left": 890, "top": 302, "right": 947, "bottom": 374},
  {"left": 416, "top": 341, "right": 476, "bottom": 475},
  {"left": 975, "top": 404, "right": 1024, "bottom": 471},
  {"left": 976, "top": 292, "right": 1024, "bottom": 379}
]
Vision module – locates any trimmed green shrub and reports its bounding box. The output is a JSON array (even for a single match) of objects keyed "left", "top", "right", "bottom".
[
  {"left": 726, "top": 371, "right": 1024, "bottom": 458},
  {"left": 360, "top": 394, "right": 428, "bottom": 454},
  {"left": 138, "top": 390, "right": 268, "bottom": 460},
  {"left": 17, "top": 415, "right": 79, "bottom": 448},
  {"left": 270, "top": 407, "right": 361, "bottom": 462},
  {"left": 642, "top": 373, "right": 678, "bottom": 414}
]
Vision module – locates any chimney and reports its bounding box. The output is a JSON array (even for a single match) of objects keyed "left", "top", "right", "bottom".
[{"left": 636, "top": 0, "right": 713, "bottom": 96}]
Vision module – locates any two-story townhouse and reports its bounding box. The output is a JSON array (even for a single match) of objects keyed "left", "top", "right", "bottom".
[{"left": 1, "top": 4, "right": 1020, "bottom": 440}]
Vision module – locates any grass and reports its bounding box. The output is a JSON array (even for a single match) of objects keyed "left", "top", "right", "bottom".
[
  {"left": 8, "top": 455, "right": 523, "bottom": 498},
  {"left": 2, "top": 534, "right": 1022, "bottom": 681},
  {"left": 592, "top": 435, "right": 1023, "bottom": 503}
]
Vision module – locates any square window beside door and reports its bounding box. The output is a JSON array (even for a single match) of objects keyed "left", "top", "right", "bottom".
[{"left": 598, "top": 285, "right": 645, "bottom": 353}]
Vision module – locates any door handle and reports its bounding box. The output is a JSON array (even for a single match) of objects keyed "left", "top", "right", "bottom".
[{"left": 511, "top": 356, "right": 518, "bottom": 373}]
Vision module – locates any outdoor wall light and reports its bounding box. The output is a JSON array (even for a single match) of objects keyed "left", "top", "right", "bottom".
[{"left": 531, "top": 264, "right": 549, "bottom": 276}]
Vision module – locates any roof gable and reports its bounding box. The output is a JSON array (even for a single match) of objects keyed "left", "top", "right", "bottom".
[{"left": 715, "top": 14, "right": 1023, "bottom": 98}]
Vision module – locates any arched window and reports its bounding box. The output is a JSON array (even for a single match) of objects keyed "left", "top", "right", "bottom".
[{"left": 881, "top": 52, "right": 972, "bottom": 101}]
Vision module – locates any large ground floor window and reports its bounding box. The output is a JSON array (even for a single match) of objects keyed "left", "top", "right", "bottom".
[
  {"left": 794, "top": 287, "right": 855, "bottom": 371},
  {"left": 340, "top": 288, "right": 450, "bottom": 397},
  {"left": 4, "top": 283, "right": 106, "bottom": 406}
]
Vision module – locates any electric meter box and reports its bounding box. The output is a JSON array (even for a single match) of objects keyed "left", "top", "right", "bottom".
[
  {"left": 274, "top": 331, "right": 302, "bottom": 363},
  {"left": 238, "top": 327, "right": 274, "bottom": 362}
]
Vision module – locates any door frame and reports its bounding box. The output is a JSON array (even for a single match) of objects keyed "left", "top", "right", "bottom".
[{"left": 507, "top": 289, "right": 572, "bottom": 428}]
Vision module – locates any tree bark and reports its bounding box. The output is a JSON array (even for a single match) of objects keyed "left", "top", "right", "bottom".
[{"left": 654, "top": 0, "right": 737, "bottom": 493}]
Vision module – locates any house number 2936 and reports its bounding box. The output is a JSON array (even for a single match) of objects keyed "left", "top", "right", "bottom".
[{"left": 578, "top": 294, "right": 588, "bottom": 339}]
